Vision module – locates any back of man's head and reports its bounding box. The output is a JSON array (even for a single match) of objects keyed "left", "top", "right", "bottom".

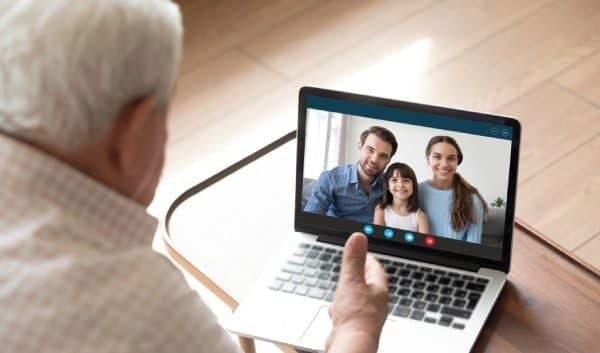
[{"left": 0, "top": 0, "right": 182, "bottom": 152}]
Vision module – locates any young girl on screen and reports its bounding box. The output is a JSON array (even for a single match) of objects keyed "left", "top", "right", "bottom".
[{"left": 374, "top": 163, "right": 430, "bottom": 233}]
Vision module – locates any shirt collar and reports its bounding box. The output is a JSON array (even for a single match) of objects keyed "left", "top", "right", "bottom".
[
  {"left": 350, "top": 163, "right": 383, "bottom": 188},
  {"left": 0, "top": 133, "right": 158, "bottom": 248}
]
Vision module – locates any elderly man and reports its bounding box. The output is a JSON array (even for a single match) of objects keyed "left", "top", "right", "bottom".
[{"left": 0, "top": 1, "right": 388, "bottom": 353}]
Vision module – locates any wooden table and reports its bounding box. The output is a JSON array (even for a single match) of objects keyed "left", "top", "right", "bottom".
[{"left": 163, "top": 133, "right": 600, "bottom": 353}]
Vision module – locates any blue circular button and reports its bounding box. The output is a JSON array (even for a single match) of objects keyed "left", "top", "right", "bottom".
[
  {"left": 383, "top": 228, "right": 394, "bottom": 239},
  {"left": 404, "top": 232, "right": 415, "bottom": 242},
  {"left": 363, "top": 224, "right": 374, "bottom": 235}
]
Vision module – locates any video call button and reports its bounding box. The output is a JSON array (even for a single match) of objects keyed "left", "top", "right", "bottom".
[
  {"left": 404, "top": 232, "right": 415, "bottom": 242},
  {"left": 363, "top": 224, "right": 374, "bottom": 236},
  {"left": 425, "top": 235, "right": 436, "bottom": 247},
  {"left": 383, "top": 229, "right": 394, "bottom": 239}
]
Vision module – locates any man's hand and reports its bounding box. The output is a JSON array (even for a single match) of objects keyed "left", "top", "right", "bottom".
[{"left": 325, "top": 232, "right": 389, "bottom": 353}]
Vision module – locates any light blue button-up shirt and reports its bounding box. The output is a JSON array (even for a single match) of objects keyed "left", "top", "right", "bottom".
[{"left": 304, "top": 163, "right": 383, "bottom": 223}]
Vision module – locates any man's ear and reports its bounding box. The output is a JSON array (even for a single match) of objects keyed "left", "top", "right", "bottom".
[{"left": 107, "top": 96, "right": 156, "bottom": 176}]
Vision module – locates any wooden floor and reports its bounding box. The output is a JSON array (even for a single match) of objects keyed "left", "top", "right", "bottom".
[{"left": 158, "top": 0, "right": 600, "bottom": 272}]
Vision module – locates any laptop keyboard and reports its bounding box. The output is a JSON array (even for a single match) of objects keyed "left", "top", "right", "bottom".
[{"left": 268, "top": 243, "right": 490, "bottom": 330}]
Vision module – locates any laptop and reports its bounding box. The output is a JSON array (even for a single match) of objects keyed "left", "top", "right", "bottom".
[{"left": 227, "top": 87, "right": 520, "bottom": 352}]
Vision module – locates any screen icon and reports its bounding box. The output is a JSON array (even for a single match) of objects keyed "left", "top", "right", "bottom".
[
  {"left": 363, "top": 224, "right": 374, "bottom": 235},
  {"left": 404, "top": 232, "right": 415, "bottom": 242},
  {"left": 425, "top": 235, "right": 436, "bottom": 247},
  {"left": 383, "top": 228, "right": 394, "bottom": 239}
]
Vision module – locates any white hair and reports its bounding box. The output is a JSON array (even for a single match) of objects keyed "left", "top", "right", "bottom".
[{"left": 0, "top": 0, "right": 182, "bottom": 152}]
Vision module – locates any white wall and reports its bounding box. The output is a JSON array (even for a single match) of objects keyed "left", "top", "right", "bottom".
[{"left": 305, "top": 110, "right": 512, "bottom": 204}]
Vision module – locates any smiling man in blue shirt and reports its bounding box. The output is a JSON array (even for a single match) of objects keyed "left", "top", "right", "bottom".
[{"left": 305, "top": 126, "right": 398, "bottom": 223}]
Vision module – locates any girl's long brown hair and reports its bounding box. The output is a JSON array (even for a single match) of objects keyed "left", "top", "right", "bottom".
[{"left": 425, "top": 136, "right": 489, "bottom": 232}]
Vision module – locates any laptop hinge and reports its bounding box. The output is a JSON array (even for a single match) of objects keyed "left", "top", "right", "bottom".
[{"left": 317, "top": 234, "right": 480, "bottom": 273}]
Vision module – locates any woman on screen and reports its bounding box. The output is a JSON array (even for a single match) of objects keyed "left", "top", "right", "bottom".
[
  {"left": 419, "top": 136, "right": 488, "bottom": 244},
  {"left": 374, "top": 163, "right": 430, "bottom": 233}
]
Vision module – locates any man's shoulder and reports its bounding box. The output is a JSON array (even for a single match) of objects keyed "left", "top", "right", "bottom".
[{"left": 322, "top": 164, "right": 353, "bottom": 178}]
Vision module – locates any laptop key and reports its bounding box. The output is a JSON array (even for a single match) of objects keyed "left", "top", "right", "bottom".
[
  {"left": 439, "top": 296, "right": 452, "bottom": 305},
  {"left": 311, "top": 245, "right": 323, "bottom": 251},
  {"left": 434, "top": 269, "right": 447, "bottom": 275},
  {"left": 288, "top": 258, "right": 306, "bottom": 266},
  {"left": 452, "top": 323, "right": 466, "bottom": 330},
  {"left": 389, "top": 295, "right": 399, "bottom": 305},
  {"left": 319, "top": 263, "right": 333, "bottom": 271},
  {"left": 294, "top": 285, "right": 309, "bottom": 296},
  {"left": 385, "top": 266, "right": 397, "bottom": 275},
  {"left": 398, "top": 269, "right": 411, "bottom": 277},
  {"left": 454, "top": 290, "right": 467, "bottom": 298},
  {"left": 406, "top": 264, "right": 418, "bottom": 270},
  {"left": 412, "top": 281, "right": 426, "bottom": 290},
  {"left": 441, "top": 306, "right": 472, "bottom": 319},
  {"left": 276, "top": 272, "right": 292, "bottom": 281},
  {"left": 399, "top": 298, "right": 412, "bottom": 307},
  {"left": 400, "top": 279, "right": 412, "bottom": 287},
  {"left": 410, "top": 310, "right": 425, "bottom": 321},
  {"left": 332, "top": 265, "right": 341, "bottom": 273},
  {"left": 307, "top": 288, "right": 326, "bottom": 299},
  {"left": 426, "top": 284, "right": 440, "bottom": 293},
  {"left": 466, "top": 282, "right": 486, "bottom": 292},
  {"left": 331, "top": 274, "right": 339, "bottom": 282},
  {"left": 425, "top": 293, "right": 438, "bottom": 302},
  {"left": 317, "top": 272, "right": 330, "bottom": 280},
  {"left": 439, "top": 316, "right": 453, "bottom": 327},
  {"left": 306, "top": 250, "right": 319, "bottom": 259},
  {"left": 440, "top": 287, "right": 453, "bottom": 295},
  {"left": 411, "top": 272, "right": 424, "bottom": 280},
  {"left": 476, "top": 277, "right": 489, "bottom": 284},
  {"left": 293, "top": 249, "right": 306, "bottom": 256},
  {"left": 398, "top": 288, "right": 411, "bottom": 296},
  {"left": 424, "top": 317, "right": 437, "bottom": 324},
  {"left": 299, "top": 243, "right": 310, "bottom": 248},
  {"left": 452, "top": 299, "right": 467, "bottom": 308},
  {"left": 318, "top": 280, "right": 332, "bottom": 290},
  {"left": 332, "top": 256, "right": 342, "bottom": 264},
  {"left": 448, "top": 272, "right": 460, "bottom": 278},
  {"left": 425, "top": 274, "right": 438, "bottom": 282},
  {"left": 413, "top": 301, "right": 427, "bottom": 310},
  {"left": 291, "top": 274, "right": 304, "bottom": 284},
  {"left": 462, "top": 275, "right": 474, "bottom": 281},
  {"left": 388, "top": 276, "right": 399, "bottom": 284},
  {"left": 319, "top": 254, "right": 332, "bottom": 262},
  {"left": 269, "top": 280, "right": 283, "bottom": 291},
  {"left": 282, "top": 264, "right": 303, "bottom": 275},
  {"left": 426, "top": 303, "right": 440, "bottom": 313},
  {"left": 388, "top": 285, "right": 398, "bottom": 294},
  {"left": 324, "top": 248, "right": 336, "bottom": 253},
  {"left": 451, "top": 280, "right": 465, "bottom": 288},
  {"left": 282, "top": 283, "right": 296, "bottom": 293},
  {"left": 411, "top": 291, "right": 424, "bottom": 299},
  {"left": 438, "top": 277, "right": 451, "bottom": 285},
  {"left": 393, "top": 306, "right": 411, "bottom": 318},
  {"left": 305, "top": 268, "right": 318, "bottom": 277},
  {"left": 306, "top": 260, "right": 318, "bottom": 268},
  {"left": 304, "top": 278, "right": 318, "bottom": 287}
]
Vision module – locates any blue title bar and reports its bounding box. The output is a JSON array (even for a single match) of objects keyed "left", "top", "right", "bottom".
[{"left": 307, "top": 95, "right": 513, "bottom": 140}]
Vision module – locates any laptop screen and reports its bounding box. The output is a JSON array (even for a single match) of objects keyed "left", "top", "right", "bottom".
[{"left": 296, "top": 88, "right": 520, "bottom": 267}]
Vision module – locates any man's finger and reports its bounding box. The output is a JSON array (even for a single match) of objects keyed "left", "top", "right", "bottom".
[
  {"left": 364, "top": 255, "right": 388, "bottom": 294},
  {"left": 340, "top": 232, "right": 368, "bottom": 283}
]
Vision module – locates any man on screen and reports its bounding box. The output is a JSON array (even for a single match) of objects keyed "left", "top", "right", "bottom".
[{"left": 304, "top": 126, "right": 398, "bottom": 223}]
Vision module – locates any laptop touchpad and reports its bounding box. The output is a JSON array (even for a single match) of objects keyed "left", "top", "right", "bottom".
[{"left": 300, "top": 306, "right": 332, "bottom": 351}]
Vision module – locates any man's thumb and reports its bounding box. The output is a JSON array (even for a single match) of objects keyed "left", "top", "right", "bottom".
[{"left": 340, "top": 232, "right": 368, "bottom": 282}]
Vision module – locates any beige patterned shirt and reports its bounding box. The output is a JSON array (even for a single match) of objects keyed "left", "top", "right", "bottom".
[{"left": 0, "top": 134, "right": 241, "bottom": 353}]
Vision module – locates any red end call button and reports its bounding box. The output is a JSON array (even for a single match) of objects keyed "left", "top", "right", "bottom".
[{"left": 425, "top": 235, "right": 436, "bottom": 247}]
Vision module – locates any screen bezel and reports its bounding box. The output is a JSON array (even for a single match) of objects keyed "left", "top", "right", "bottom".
[{"left": 294, "top": 86, "right": 521, "bottom": 273}]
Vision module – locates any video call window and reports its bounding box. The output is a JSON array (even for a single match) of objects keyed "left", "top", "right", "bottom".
[{"left": 301, "top": 108, "right": 512, "bottom": 250}]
